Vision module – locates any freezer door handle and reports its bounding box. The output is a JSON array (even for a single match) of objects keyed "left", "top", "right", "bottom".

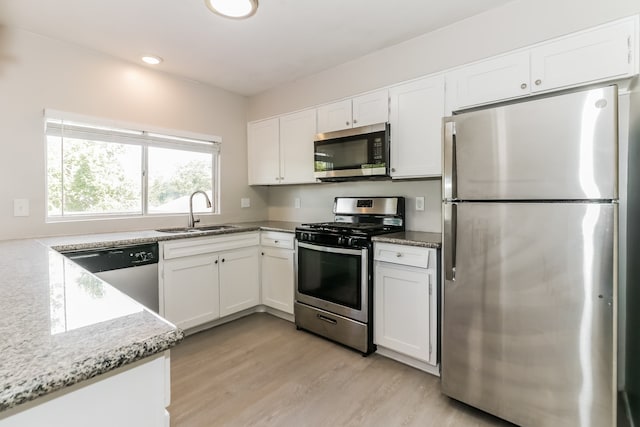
[
  {"left": 443, "top": 118, "right": 456, "bottom": 200},
  {"left": 443, "top": 203, "right": 457, "bottom": 281}
]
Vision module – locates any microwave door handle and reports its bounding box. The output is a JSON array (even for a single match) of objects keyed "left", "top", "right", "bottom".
[{"left": 443, "top": 118, "right": 457, "bottom": 200}]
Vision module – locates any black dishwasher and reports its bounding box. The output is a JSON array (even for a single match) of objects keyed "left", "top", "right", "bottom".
[{"left": 61, "top": 243, "right": 159, "bottom": 312}]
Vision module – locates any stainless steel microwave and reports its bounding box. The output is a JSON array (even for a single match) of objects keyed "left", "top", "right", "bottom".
[{"left": 313, "top": 123, "right": 390, "bottom": 181}]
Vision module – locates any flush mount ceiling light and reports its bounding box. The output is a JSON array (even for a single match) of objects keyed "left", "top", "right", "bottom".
[
  {"left": 205, "top": 0, "right": 258, "bottom": 19},
  {"left": 141, "top": 55, "right": 163, "bottom": 65}
]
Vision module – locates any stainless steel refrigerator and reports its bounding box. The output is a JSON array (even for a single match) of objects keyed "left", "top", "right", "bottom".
[{"left": 441, "top": 85, "right": 618, "bottom": 427}]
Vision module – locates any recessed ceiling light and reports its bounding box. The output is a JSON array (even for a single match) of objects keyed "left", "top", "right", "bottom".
[
  {"left": 141, "top": 55, "right": 163, "bottom": 65},
  {"left": 205, "top": 0, "right": 258, "bottom": 19}
]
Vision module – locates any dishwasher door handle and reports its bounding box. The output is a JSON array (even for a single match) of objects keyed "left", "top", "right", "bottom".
[{"left": 67, "top": 253, "right": 101, "bottom": 260}]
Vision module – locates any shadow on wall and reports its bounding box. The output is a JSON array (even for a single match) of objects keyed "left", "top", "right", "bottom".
[{"left": 0, "top": 24, "right": 16, "bottom": 75}]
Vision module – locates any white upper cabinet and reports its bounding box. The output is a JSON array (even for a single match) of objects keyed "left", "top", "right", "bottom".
[
  {"left": 530, "top": 18, "right": 637, "bottom": 93},
  {"left": 279, "top": 109, "right": 317, "bottom": 184},
  {"left": 248, "top": 109, "right": 317, "bottom": 185},
  {"left": 447, "top": 16, "right": 638, "bottom": 111},
  {"left": 352, "top": 90, "right": 389, "bottom": 127},
  {"left": 316, "top": 99, "right": 352, "bottom": 133},
  {"left": 247, "top": 118, "right": 279, "bottom": 185},
  {"left": 446, "top": 52, "right": 530, "bottom": 110},
  {"left": 317, "top": 90, "right": 388, "bottom": 133},
  {"left": 389, "top": 75, "right": 445, "bottom": 178}
]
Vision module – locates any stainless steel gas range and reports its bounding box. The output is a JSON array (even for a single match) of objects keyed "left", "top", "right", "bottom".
[{"left": 294, "top": 196, "right": 405, "bottom": 355}]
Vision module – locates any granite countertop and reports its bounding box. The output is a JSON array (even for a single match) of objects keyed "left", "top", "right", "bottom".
[
  {"left": 1, "top": 220, "right": 299, "bottom": 412},
  {"left": 39, "top": 221, "right": 299, "bottom": 252},
  {"left": 0, "top": 239, "right": 183, "bottom": 412},
  {"left": 372, "top": 231, "right": 442, "bottom": 248}
]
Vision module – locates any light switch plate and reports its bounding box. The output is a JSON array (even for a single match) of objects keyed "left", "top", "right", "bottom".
[
  {"left": 294, "top": 198, "right": 301, "bottom": 209},
  {"left": 241, "top": 198, "right": 250, "bottom": 208},
  {"left": 415, "top": 196, "right": 425, "bottom": 211},
  {"left": 14, "top": 199, "right": 29, "bottom": 217}
]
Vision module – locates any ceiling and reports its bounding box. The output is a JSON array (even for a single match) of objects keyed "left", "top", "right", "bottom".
[{"left": 0, "top": 0, "right": 515, "bottom": 96}]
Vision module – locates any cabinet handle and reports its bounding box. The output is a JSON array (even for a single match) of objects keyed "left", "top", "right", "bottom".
[
  {"left": 535, "top": 79, "right": 542, "bottom": 86},
  {"left": 520, "top": 83, "right": 527, "bottom": 89},
  {"left": 214, "top": 259, "right": 218, "bottom": 264},
  {"left": 396, "top": 253, "right": 403, "bottom": 258},
  {"left": 261, "top": 252, "right": 264, "bottom": 256},
  {"left": 391, "top": 168, "right": 396, "bottom": 173},
  {"left": 353, "top": 119, "right": 358, "bottom": 124},
  {"left": 345, "top": 121, "right": 350, "bottom": 126},
  {"left": 221, "top": 258, "right": 225, "bottom": 263},
  {"left": 274, "top": 240, "right": 279, "bottom": 244}
]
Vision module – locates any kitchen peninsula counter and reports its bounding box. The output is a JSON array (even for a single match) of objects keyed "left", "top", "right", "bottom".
[
  {"left": 1, "top": 221, "right": 299, "bottom": 415},
  {"left": 0, "top": 239, "right": 183, "bottom": 414}
]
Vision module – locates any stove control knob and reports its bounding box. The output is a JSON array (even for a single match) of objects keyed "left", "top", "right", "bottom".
[{"left": 337, "top": 236, "right": 345, "bottom": 245}]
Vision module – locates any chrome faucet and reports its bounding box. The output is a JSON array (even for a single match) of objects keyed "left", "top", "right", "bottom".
[{"left": 188, "top": 190, "right": 212, "bottom": 228}]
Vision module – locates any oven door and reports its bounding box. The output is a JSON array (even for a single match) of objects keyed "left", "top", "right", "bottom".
[{"left": 295, "top": 241, "right": 368, "bottom": 322}]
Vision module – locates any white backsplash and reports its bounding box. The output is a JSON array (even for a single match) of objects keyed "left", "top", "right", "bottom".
[{"left": 266, "top": 179, "right": 442, "bottom": 232}]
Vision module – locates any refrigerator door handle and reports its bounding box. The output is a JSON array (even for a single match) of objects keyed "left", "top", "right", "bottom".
[
  {"left": 443, "top": 118, "right": 456, "bottom": 200},
  {"left": 443, "top": 202, "right": 457, "bottom": 281}
]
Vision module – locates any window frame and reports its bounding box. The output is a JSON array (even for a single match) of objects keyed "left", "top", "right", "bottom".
[{"left": 44, "top": 110, "right": 221, "bottom": 221}]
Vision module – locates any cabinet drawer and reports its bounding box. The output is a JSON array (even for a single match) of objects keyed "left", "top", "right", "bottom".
[
  {"left": 260, "top": 231, "right": 294, "bottom": 250},
  {"left": 374, "top": 243, "right": 434, "bottom": 269},
  {"left": 162, "top": 232, "right": 260, "bottom": 260}
]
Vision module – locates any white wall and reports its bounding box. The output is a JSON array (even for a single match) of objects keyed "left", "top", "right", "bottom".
[
  {"left": 248, "top": 0, "right": 640, "bottom": 232},
  {"left": 0, "top": 28, "right": 267, "bottom": 241},
  {"left": 249, "top": 0, "right": 640, "bottom": 119}
]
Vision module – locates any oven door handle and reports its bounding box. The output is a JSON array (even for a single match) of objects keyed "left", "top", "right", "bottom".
[{"left": 297, "top": 241, "right": 365, "bottom": 256}]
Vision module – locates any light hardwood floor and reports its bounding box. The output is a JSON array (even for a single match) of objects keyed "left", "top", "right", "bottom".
[{"left": 169, "top": 313, "right": 514, "bottom": 427}]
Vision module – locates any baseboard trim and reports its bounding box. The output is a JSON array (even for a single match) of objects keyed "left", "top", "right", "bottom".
[
  {"left": 375, "top": 346, "right": 440, "bottom": 377},
  {"left": 184, "top": 305, "right": 293, "bottom": 336}
]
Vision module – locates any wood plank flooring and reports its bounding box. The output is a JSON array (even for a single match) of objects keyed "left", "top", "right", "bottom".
[{"left": 169, "top": 313, "right": 514, "bottom": 427}]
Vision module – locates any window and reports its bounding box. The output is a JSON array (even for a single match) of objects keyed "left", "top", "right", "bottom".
[{"left": 45, "top": 111, "right": 220, "bottom": 219}]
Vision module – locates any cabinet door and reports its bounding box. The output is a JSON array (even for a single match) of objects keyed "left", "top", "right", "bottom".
[
  {"left": 352, "top": 89, "right": 388, "bottom": 127},
  {"left": 389, "top": 75, "right": 445, "bottom": 178},
  {"left": 219, "top": 247, "right": 260, "bottom": 317},
  {"left": 162, "top": 254, "right": 219, "bottom": 330},
  {"left": 316, "top": 99, "right": 352, "bottom": 133},
  {"left": 446, "top": 51, "right": 530, "bottom": 110},
  {"left": 247, "top": 118, "right": 280, "bottom": 185},
  {"left": 279, "top": 109, "right": 317, "bottom": 184},
  {"left": 261, "top": 247, "right": 294, "bottom": 314},
  {"left": 374, "top": 262, "right": 434, "bottom": 363},
  {"left": 531, "top": 18, "right": 637, "bottom": 93}
]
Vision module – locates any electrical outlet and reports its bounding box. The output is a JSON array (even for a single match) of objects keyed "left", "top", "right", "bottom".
[
  {"left": 294, "top": 198, "right": 301, "bottom": 209},
  {"left": 14, "top": 199, "right": 30, "bottom": 217},
  {"left": 241, "top": 198, "right": 250, "bottom": 208},
  {"left": 416, "top": 196, "right": 425, "bottom": 211}
]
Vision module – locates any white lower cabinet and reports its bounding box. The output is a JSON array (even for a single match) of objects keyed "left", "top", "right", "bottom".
[
  {"left": 374, "top": 243, "right": 439, "bottom": 374},
  {"left": 162, "top": 253, "right": 220, "bottom": 330},
  {"left": 159, "top": 232, "right": 260, "bottom": 330},
  {"left": 260, "top": 231, "right": 295, "bottom": 315},
  {"left": 0, "top": 354, "right": 169, "bottom": 427},
  {"left": 219, "top": 247, "right": 260, "bottom": 317},
  {"left": 261, "top": 247, "right": 294, "bottom": 314}
]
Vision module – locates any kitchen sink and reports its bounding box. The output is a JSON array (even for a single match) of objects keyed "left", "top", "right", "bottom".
[{"left": 155, "top": 225, "right": 240, "bottom": 233}]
